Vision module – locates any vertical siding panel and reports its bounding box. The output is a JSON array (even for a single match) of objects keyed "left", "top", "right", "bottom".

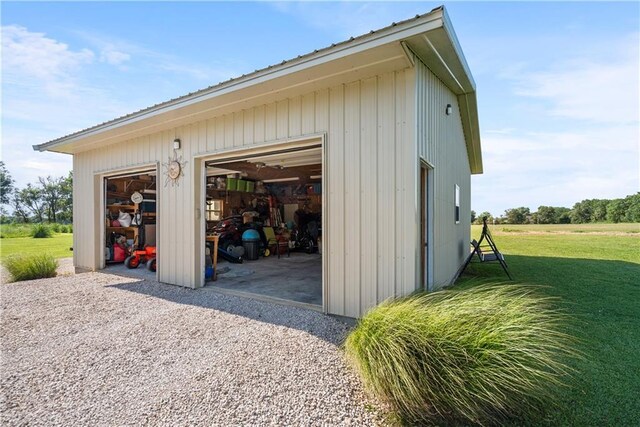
[
  {"left": 404, "top": 68, "right": 418, "bottom": 294},
  {"left": 199, "top": 120, "right": 207, "bottom": 154},
  {"left": 343, "top": 81, "right": 360, "bottom": 318},
  {"left": 224, "top": 114, "right": 234, "bottom": 149},
  {"left": 315, "top": 89, "right": 329, "bottom": 132},
  {"left": 243, "top": 109, "right": 255, "bottom": 146},
  {"left": 185, "top": 124, "right": 195, "bottom": 285},
  {"left": 265, "top": 102, "right": 277, "bottom": 141},
  {"left": 180, "top": 125, "right": 191, "bottom": 284},
  {"left": 327, "top": 84, "right": 345, "bottom": 316},
  {"left": 254, "top": 104, "right": 266, "bottom": 143},
  {"left": 288, "top": 95, "right": 302, "bottom": 137},
  {"left": 301, "top": 92, "right": 315, "bottom": 134},
  {"left": 360, "top": 77, "right": 377, "bottom": 313},
  {"left": 276, "top": 99, "right": 288, "bottom": 139},
  {"left": 206, "top": 119, "right": 215, "bottom": 152},
  {"left": 214, "top": 116, "right": 224, "bottom": 150},
  {"left": 377, "top": 72, "right": 396, "bottom": 302},
  {"left": 233, "top": 112, "right": 243, "bottom": 147},
  {"left": 394, "top": 71, "right": 406, "bottom": 297},
  {"left": 415, "top": 59, "right": 470, "bottom": 288}
]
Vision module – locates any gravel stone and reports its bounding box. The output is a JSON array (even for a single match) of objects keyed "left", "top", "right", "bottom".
[{"left": 0, "top": 271, "right": 383, "bottom": 426}]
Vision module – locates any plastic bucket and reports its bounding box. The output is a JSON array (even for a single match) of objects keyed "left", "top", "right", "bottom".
[
  {"left": 227, "top": 178, "right": 238, "bottom": 191},
  {"left": 237, "top": 179, "right": 247, "bottom": 192},
  {"left": 246, "top": 181, "right": 255, "bottom": 193}
]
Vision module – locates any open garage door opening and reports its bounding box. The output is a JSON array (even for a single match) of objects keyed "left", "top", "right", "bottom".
[
  {"left": 204, "top": 145, "right": 323, "bottom": 309},
  {"left": 103, "top": 170, "right": 157, "bottom": 280}
]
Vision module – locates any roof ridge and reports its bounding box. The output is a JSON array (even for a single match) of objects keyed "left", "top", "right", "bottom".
[{"left": 34, "top": 6, "right": 444, "bottom": 150}]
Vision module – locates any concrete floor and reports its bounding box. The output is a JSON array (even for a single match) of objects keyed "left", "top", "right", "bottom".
[
  {"left": 211, "top": 252, "right": 322, "bottom": 307},
  {"left": 104, "top": 262, "right": 157, "bottom": 281}
]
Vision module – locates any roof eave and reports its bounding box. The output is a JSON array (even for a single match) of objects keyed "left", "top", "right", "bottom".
[{"left": 33, "top": 8, "right": 446, "bottom": 154}]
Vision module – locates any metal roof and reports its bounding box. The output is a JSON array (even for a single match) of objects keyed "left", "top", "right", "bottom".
[{"left": 33, "top": 6, "right": 444, "bottom": 152}]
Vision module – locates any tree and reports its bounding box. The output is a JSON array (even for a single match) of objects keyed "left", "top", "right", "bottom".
[
  {"left": 555, "top": 207, "right": 571, "bottom": 224},
  {"left": 11, "top": 192, "right": 29, "bottom": 223},
  {"left": 18, "top": 184, "right": 45, "bottom": 223},
  {"left": 0, "top": 161, "right": 14, "bottom": 206},
  {"left": 624, "top": 193, "right": 640, "bottom": 223},
  {"left": 606, "top": 198, "right": 629, "bottom": 223},
  {"left": 470, "top": 210, "right": 477, "bottom": 224},
  {"left": 57, "top": 172, "right": 73, "bottom": 223},
  {"left": 534, "top": 206, "right": 556, "bottom": 224},
  {"left": 475, "top": 212, "right": 493, "bottom": 224},
  {"left": 38, "top": 176, "right": 65, "bottom": 223},
  {"left": 504, "top": 207, "right": 530, "bottom": 224},
  {"left": 591, "top": 199, "right": 609, "bottom": 222},
  {"left": 570, "top": 200, "right": 592, "bottom": 224}
]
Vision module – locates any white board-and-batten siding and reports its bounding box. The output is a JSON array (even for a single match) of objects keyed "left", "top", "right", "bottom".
[{"left": 73, "top": 68, "right": 420, "bottom": 318}]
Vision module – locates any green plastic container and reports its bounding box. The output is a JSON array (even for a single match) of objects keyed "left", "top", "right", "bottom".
[
  {"left": 237, "top": 179, "right": 247, "bottom": 192},
  {"left": 246, "top": 181, "right": 255, "bottom": 193},
  {"left": 227, "top": 177, "right": 238, "bottom": 191}
]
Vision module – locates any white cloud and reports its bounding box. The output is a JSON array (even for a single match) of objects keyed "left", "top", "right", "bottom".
[
  {"left": 99, "top": 47, "right": 131, "bottom": 65},
  {"left": 512, "top": 33, "right": 639, "bottom": 124},
  {"left": 1, "top": 25, "right": 95, "bottom": 96},
  {"left": 271, "top": 2, "right": 424, "bottom": 40},
  {"left": 473, "top": 125, "right": 639, "bottom": 215}
]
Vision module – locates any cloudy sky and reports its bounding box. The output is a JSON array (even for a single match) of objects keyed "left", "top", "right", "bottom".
[{"left": 1, "top": 2, "right": 638, "bottom": 215}]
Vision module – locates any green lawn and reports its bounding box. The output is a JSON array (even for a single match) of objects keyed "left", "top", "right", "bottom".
[
  {"left": 0, "top": 234, "right": 73, "bottom": 260},
  {"left": 459, "top": 224, "right": 639, "bottom": 426}
]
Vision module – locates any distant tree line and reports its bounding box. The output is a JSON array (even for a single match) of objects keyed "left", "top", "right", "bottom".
[
  {"left": 472, "top": 193, "right": 640, "bottom": 225},
  {"left": 0, "top": 161, "right": 73, "bottom": 224}
]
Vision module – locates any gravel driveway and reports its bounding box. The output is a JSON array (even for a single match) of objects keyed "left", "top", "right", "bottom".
[{"left": 0, "top": 272, "right": 382, "bottom": 426}]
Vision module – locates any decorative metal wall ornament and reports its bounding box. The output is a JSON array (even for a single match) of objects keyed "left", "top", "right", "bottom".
[{"left": 163, "top": 149, "right": 188, "bottom": 187}]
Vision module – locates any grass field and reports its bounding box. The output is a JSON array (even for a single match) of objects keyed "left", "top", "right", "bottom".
[
  {"left": 491, "top": 222, "right": 640, "bottom": 234},
  {"left": 460, "top": 223, "right": 639, "bottom": 426},
  {"left": 0, "top": 234, "right": 73, "bottom": 260}
]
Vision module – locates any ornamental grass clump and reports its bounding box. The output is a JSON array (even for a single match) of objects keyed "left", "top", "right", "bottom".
[
  {"left": 344, "top": 284, "right": 575, "bottom": 425},
  {"left": 31, "top": 223, "right": 53, "bottom": 238},
  {"left": 3, "top": 253, "right": 58, "bottom": 282}
]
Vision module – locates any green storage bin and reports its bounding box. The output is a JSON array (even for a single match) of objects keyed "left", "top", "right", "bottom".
[
  {"left": 246, "top": 181, "right": 255, "bottom": 193},
  {"left": 227, "top": 177, "right": 238, "bottom": 191},
  {"left": 237, "top": 179, "right": 247, "bottom": 192}
]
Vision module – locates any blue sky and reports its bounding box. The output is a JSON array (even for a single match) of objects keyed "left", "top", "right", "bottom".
[{"left": 2, "top": 1, "right": 638, "bottom": 215}]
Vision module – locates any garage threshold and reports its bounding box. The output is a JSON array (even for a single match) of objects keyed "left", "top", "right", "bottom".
[{"left": 205, "top": 286, "right": 323, "bottom": 313}]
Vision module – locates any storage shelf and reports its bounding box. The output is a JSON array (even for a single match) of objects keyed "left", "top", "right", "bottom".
[{"left": 107, "top": 204, "right": 137, "bottom": 210}]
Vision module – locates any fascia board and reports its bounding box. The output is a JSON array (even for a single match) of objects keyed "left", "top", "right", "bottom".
[{"left": 34, "top": 12, "right": 445, "bottom": 153}]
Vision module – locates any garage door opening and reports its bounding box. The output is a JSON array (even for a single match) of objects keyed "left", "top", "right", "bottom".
[
  {"left": 203, "top": 145, "right": 323, "bottom": 308},
  {"left": 103, "top": 170, "right": 157, "bottom": 280}
]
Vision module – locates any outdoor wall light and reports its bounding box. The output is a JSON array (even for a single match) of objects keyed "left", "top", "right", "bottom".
[
  {"left": 173, "top": 138, "right": 181, "bottom": 150},
  {"left": 445, "top": 104, "right": 452, "bottom": 115}
]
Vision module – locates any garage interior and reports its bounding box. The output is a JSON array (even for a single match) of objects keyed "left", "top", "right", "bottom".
[
  {"left": 103, "top": 171, "right": 157, "bottom": 280},
  {"left": 204, "top": 146, "right": 323, "bottom": 307}
]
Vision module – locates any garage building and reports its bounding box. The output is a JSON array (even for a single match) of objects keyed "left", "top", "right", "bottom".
[{"left": 34, "top": 6, "right": 482, "bottom": 318}]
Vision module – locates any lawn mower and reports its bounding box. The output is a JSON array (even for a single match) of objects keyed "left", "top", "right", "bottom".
[
  {"left": 123, "top": 194, "right": 157, "bottom": 272},
  {"left": 124, "top": 245, "right": 156, "bottom": 271}
]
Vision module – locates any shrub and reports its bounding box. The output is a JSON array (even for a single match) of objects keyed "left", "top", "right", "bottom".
[
  {"left": 59, "top": 225, "right": 69, "bottom": 233},
  {"left": 67, "top": 223, "right": 73, "bottom": 233},
  {"left": 344, "top": 284, "right": 575, "bottom": 425},
  {"left": 31, "top": 223, "right": 52, "bottom": 238},
  {"left": 3, "top": 253, "right": 58, "bottom": 282},
  {"left": 0, "top": 224, "right": 33, "bottom": 239},
  {"left": 50, "top": 223, "right": 61, "bottom": 233}
]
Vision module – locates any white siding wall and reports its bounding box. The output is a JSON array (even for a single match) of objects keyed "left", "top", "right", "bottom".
[
  {"left": 73, "top": 68, "right": 417, "bottom": 317},
  {"left": 416, "top": 59, "right": 471, "bottom": 287}
]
